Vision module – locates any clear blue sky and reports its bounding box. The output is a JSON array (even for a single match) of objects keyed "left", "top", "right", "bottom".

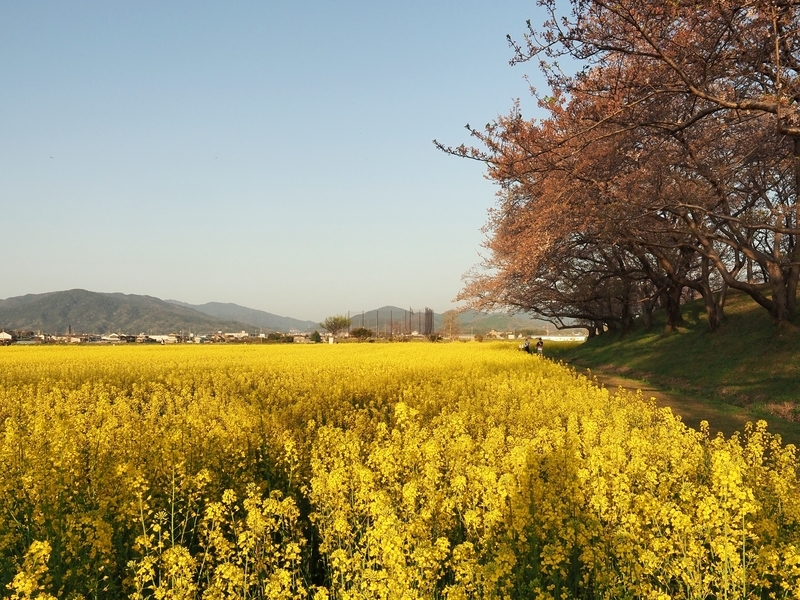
[{"left": 2, "top": 1, "right": 547, "bottom": 321}]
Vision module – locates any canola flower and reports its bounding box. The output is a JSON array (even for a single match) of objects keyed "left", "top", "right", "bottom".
[{"left": 0, "top": 342, "right": 798, "bottom": 599}]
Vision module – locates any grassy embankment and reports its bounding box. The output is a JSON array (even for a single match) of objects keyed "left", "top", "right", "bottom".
[{"left": 547, "top": 288, "right": 800, "bottom": 445}]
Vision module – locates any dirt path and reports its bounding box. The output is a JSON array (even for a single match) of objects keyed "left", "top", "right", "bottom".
[{"left": 572, "top": 366, "right": 800, "bottom": 446}]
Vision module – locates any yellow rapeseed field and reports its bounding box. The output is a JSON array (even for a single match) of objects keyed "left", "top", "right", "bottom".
[{"left": 0, "top": 342, "right": 798, "bottom": 599}]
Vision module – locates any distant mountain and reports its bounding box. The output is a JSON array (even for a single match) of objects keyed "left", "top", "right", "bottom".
[
  {"left": 348, "top": 306, "right": 551, "bottom": 336},
  {"left": 166, "top": 300, "right": 318, "bottom": 333},
  {"left": 0, "top": 289, "right": 555, "bottom": 337},
  {"left": 457, "top": 309, "right": 553, "bottom": 335},
  {"left": 348, "top": 306, "right": 418, "bottom": 333},
  {"left": 0, "top": 290, "right": 253, "bottom": 335}
]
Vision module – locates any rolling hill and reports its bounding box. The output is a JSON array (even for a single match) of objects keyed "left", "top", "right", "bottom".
[
  {"left": 0, "top": 290, "right": 556, "bottom": 337},
  {"left": 0, "top": 290, "right": 253, "bottom": 335},
  {"left": 166, "top": 300, "right": 318, "bottom": 332},
  {"left": 456, "top": 309, "right": 554, "bottom": 336}
]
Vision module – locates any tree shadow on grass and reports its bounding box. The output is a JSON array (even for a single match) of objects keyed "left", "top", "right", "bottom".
[{"left": 578, "top": 368, "right": 800, "bottom": 447}]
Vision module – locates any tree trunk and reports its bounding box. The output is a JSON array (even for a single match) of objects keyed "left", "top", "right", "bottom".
[
  {"left": 620, "top": 297, "right": 634, "bottom": 331},
  {"left": 702, "top": 292, "right": 722, "bottom": 332},
  {"left": 661, "top": 286, "right": 685, "bottom": 332},
  {"left": 699, "top": 257, "right": 724, "bottom": 332},
  {"left": 768, "top": 262, "right": 792, "bottom": 324},
  {"left": 772, "top": 137, "right": 800, "bottom": 324},
  {"left": 641, "top": 298, "right": 654, "bottom": 330},
  {"left": 716, "top": 282, "right": 728, "bottom": 316},
  {"left": 788, "top": 264, "right": 799, "bottom": 318}
]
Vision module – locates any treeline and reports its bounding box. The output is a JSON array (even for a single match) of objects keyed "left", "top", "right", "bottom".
[{"left": 441, "top": 0, "right": 800, "bottom": 334}]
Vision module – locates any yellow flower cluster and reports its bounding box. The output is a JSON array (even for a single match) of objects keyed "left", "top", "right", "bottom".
[{"left": 0, "top": 343, "right": 798, "bottom": 599}]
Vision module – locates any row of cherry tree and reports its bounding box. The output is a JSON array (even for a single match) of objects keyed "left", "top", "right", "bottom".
[{"left": 441, "top": 0, "right": 800, "bottom": 333}]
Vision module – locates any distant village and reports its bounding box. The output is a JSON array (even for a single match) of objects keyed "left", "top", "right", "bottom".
[
  {"left": 0, "top": 329, "right": 311, "bottom": 345},
  {"left": 0, "top": 327, "right": 587, "bottom": 346}
]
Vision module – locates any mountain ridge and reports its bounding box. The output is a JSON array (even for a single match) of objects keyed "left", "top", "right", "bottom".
[
  {"left": 0, "top": 290, "right": 553, "bottom": 336},
  {"left": 0, "top": 289, "right": 253, "bottom": 335},
  {"left": 165, "top": 300, "right": 318, "bottom": 332}
]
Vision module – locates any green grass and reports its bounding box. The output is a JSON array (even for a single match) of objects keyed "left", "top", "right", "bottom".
[{"left": 547, "top": 289, "right": 800, "bottom": 438}]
